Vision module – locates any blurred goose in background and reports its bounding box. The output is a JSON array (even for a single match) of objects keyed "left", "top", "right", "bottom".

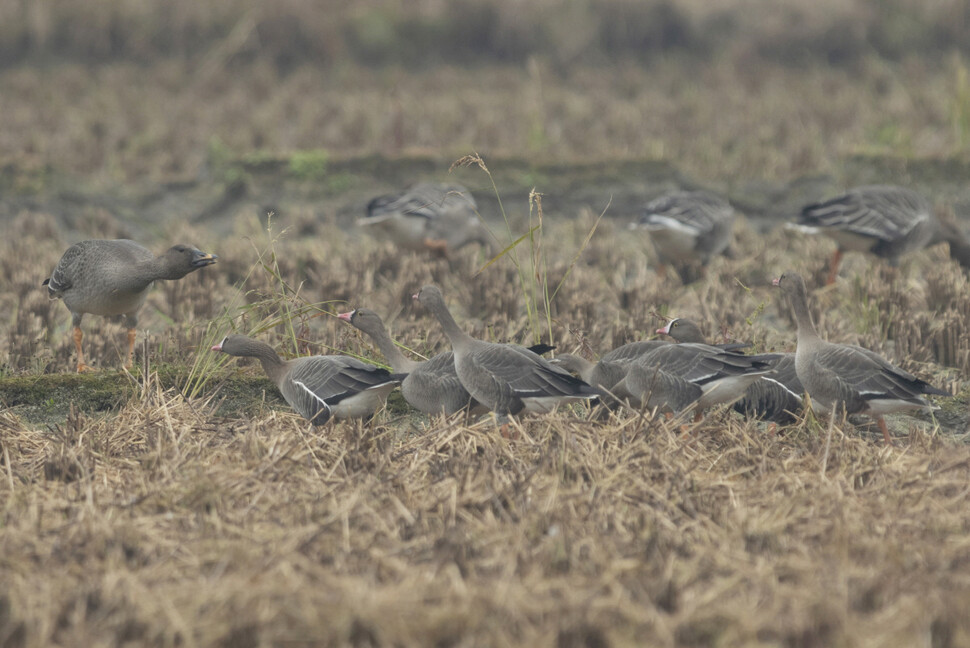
[
  {"left": 773, "top": 272, "right": 950, "bottom": 444},
  {"left": 211, "top": 334, "right": 405, "bottom": 425},
  {"left": 43, "top": 239, "right": 217, "bottom": 372},
  {"left": 359, "top": 183, "right": 495, "bottom": 256},
  {"left": 413, "top": 285, "right": 601, "bottom": 418},
  {"left": 657, "top": 317, "right": 803, "bottom": 426},
  {"left": 630, "top": 190, "right": 735, "bottom": 283},
  {"left": 792, "top": 184, "right": 970, "bottom": 285}
]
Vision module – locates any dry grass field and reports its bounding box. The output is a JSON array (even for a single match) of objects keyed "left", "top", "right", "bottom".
[{"left": 3, "top": 1, "right": 970, "bottom": 646}]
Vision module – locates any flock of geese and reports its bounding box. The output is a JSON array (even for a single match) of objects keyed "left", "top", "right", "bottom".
[{"left": 43, "top": 183, "right": 963, "bottom": 443}]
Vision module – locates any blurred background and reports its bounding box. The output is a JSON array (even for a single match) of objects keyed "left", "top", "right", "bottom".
[{"left": 1, "top": 0, "right": 968, "bottom": 187}]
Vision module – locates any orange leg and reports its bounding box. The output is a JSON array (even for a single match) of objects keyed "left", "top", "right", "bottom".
[
  {"left": 423, "top": 238, "right": 450, "bottom": 258},
  {"left": 73, "top": 326, "right": 91, "bottom": 372},
  {"left": 877, "top": 417, "right": 894, "bottom": 446},
  {"left": 125, "top": 328, "right": 137, "bottom": 368},
  {"left": 825, "top": 249, "right": 843, "bottom": 286},
  {"left": 693, "top": 411, "right": 704, "bottom": 423}
]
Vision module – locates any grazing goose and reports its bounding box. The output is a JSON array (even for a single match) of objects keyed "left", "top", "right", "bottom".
[
  {"left": 793, "top": 185, "right": 970, "bottom": 284},
  {"left": 359, "top": 183, "right": 495, "bottom": 256},
  {"left": 614, "top": 343, "right": 775, "bottom": 415},
  {"left": 413, "top": 285, "right": 601, "bottom": 417},
  {"left": 655, "top": 318, "right": 751, "bottom": 352},
  {"left": 44, "top": 239, "right": 218, "bottom": 372},
  {"left": 211, "top": 334, "right": 405, "bottom": 425},
  {"left": 773, "top": 272, "right": 950, "bottom": 444},
  {"left": 631, "top": 190, "right": 735, "bottom": 282},
  {"left": 657, "top": 317, "right": 803, "bottom": 424},
  {"left": 338, "top": 308, "right": 556, "bottom": 416},
  {"left": 552, "top": 341, "right": 668, "bottom": 393},
  {"left": 338, "top": 308, "right": 483, "bottom": 416}
]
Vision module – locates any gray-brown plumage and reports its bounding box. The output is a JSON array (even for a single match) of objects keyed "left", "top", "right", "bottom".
[
  {"left": 614, "top": 343, "right": 775, "bottom": 414},
  {"left": 359, "top": 183, "right": 495, "bottom": 256},
  {"left": 338, "top": 308, "right": 484, "bottom": 416},
  {"left": 552, "top": 340, "right": 668, "bottom": 393},
  {"left": 794, "top": 185, "right": 970, "bottom": 284},
  {"left": 44, "top": 239, "right": 218, "bottom": 372},
  {"left": 211, "top": 334, "right": 404, "bottom": 425},
  {"left": 631, "top": 190, "right": 735, "bottom": 282},
  {"left": 773, "top": 271, "right": 950, "bottom": 444},
  {"left": 656, "top": 317, "right": 802, "bottom": 424},
  {"left": 413, "top": 285, "right": 601, "bottom": 417}
]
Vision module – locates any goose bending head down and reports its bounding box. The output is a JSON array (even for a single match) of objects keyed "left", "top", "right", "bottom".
[
  {"left": 358, "top": 183, "right": 496, "bottom": 256},
  {"left": 44, "top": 239, "right": 218, "bottom": 372},
  {"left": 412, "top": 285, "right": 601, "bottom": 417},
  {"left": 630, "top": 190, "right": 735, "bottom": 283},
  {"left": 211, "top": 334, "right": 404, "bottom": 425},
  {"left": 337, "top": 308, "right": 484, "bottom": 416},
  {"left": 772, "top": 271, "right": 950, "bottom": 444}
]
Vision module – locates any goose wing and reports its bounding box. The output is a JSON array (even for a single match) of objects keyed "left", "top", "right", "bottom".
[
  {"left": 798, "top": 185, "right": 931, "bottom": 243},
  {"left": 282, "top": 356, "right": 401, "bottom": 424},
  {"left": 468, "top": 344, "right": 598, "bottom": 399},
  {"left": 815, "top": 343, "right": 948, "bottom": 405}
]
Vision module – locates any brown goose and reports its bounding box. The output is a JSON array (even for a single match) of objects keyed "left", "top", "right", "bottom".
[
  {"left": 359, "top": 183, "right": 495, "bottom": 256},
  {"left": 44, "top": 239, "right": 218, "bottom": 372},
  {"left": 631, "top": 190, "right": 735, "bottom": 282},
  {"left": 211, "top": 334, "right": 405, "bottom": 425},
  {"left": 338, "top": 308, "right": 484, "bottom": 416},
  {"left": 413, "top": 285, "right": 601, "bottom": 417},
  {"left": 657, "top": 318, "right": 803, "bottom": 425},
  {"left": 793, "top": 185, "right": 970, "bottom": 285},
  {"left": 773, "top": 272, "right": 950, "bottom": 444}
]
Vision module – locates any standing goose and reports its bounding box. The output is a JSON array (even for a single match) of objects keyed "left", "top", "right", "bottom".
[
  {"left": 44, "top": 239, "right": 218, "bottom": 372},
  {"left": 631, "top": 190, "right": 735, "bottom": 282},
  {"left": 773, "top": 272, "right": 950, "bottom": 444},
  {"left": 657, "top": 318, "right": 803, "bottom": 425},
  {"left": 211, "top": 334, "right": 405, "bottom": 425},
  {"left": 338, "top": 308, "right": 483, "bottom": 416},
  {"left": 412, "top": 285, "right": 601, "bottom": 417},
  {"left": 793, "top": 185, "right": 970, "bottom": 285},
  {"left": 359, "top": 183, "right": 495, "bottom": 256}
]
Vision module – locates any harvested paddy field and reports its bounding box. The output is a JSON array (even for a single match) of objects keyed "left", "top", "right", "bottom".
[{"left": 2, "top": 1, "right": 970, "bottom": 646}]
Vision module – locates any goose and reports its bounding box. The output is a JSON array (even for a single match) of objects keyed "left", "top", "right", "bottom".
[
  {"left": 773, "top": 271, "right": 950, "bottom": 444},
  {"left": 338, "top": 308, "right": 557, "bottom": 416},
  {"left": 359, "top": 183, "right": 495, "bottom": 256},
  {"left": 338, "top": 308, "right": 483, "bottom": 416},
  {"left": 44, "top": 239, "right": 218, "bottom": 372},
  {"left": 552, "top": 340, "right": 668, "bottom": 393},
  {"left": 412, "top": 285, "right": 601, "bottom": 417},
  {"left": 614, "top": 343, "right": 776, "bottom": 416},
  {"left": 792, "top": 185, "right": 970, "bottom": 285},
  {"left": 655, "top": 318, "right": 751, "bottom": 351},
  {"left": 657, "top": 317, "right": 803, "bottom": 424},
  {"left": 211, "top": 334, "right": 405, "bottom": 425},
  {"left": 630, "top": 190, "right": 735, "bottom": 282}
]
